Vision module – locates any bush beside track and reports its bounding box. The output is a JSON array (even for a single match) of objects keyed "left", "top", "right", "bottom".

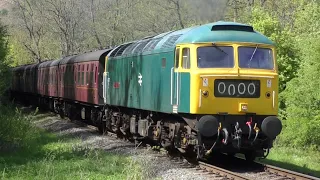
[
  {"left": 0, "top": 104, "right": 35, "bottom": 151},
  {"left": 0, "top": 105, "right": 143, "bottom": 179}
]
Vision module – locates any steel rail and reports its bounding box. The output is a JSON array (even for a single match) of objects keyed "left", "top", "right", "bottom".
[
  {"left": 198, "top": 161, "right": 251, "bottom": 180},
  {"left": 264, "top": 163, "right": 320, "bottom": 180}
]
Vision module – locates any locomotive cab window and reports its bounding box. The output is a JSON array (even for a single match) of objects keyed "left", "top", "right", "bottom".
[
  {"left": 238, "top": 47, "right": 274, "bottom": 70},
  {"left": 182, "top": 48, "right": 190, "bottom": 69},
  {"left": 175, "top": 48, "right": 180, "bottom": 68},
  {"left": 197, "top": 46, "right": 234, "bottom": 68}
]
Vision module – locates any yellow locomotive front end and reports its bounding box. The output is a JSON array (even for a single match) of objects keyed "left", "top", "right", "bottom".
[
  {"left": 188, "top": 42, "right": 282, "bottom": 160},
  {"left": 191, "top": 43, "right": 278, "bottom": 115}
]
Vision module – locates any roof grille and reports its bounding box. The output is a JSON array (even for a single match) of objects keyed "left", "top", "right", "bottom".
[
  {"left": 123, "top": 43, "right": 141, "bottom": 55},
  {"left": 211, "top": 25, "right": 254, "bottom": 32},
  {"left": 132, "top": 39, "right": 152, "bottom": 54},
  {"left": 144, "top": 38, "right": 162, "bottom": 52},
  {"left": 114, "top": 43, "right": 132, "bottom": 57},
  {"left": 160, "top": 34, "right": 182, "bottom": 49}
]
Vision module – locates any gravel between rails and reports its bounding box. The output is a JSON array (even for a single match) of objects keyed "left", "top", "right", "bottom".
[{"left": 32, "top": 112, "right": 211, "bottom": 180}]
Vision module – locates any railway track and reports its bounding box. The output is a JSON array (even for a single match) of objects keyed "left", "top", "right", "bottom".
[
  {"left": 197, "top": 161, "right": 250, "bottom": 180},
  {"left": 38, "top": 112, "right": 320, "bottom": 180},
  {"left": 262, "top": 163, "right": 320, "bottom": 180},
  {"left": 194, "top": 160, "right": 320, "bottom": 180}
]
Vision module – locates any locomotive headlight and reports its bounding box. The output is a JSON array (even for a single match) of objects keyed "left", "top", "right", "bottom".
[
  {"left": 202, "top": 90, "right": 209, "bottom": 97},
  {"left": 265, "top": 92, "right": 271, "bottom": 99},
  {"left": 239, "top": 103, "right": 248, "bottom": 112}
]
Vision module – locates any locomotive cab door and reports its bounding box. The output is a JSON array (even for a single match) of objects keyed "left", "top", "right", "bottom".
[
  {"left": 171, "top": 47, "right": 181, "bottom": 113},
  {"left": 103, "top": 56, "right": 109, "bottom": 104}
]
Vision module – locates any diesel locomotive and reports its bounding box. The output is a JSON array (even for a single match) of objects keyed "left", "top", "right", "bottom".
[{"left": 11, "top": 21, "right": 282, "bottom": 160}]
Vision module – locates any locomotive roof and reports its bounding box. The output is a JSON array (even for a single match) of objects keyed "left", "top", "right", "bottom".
[
  {"left": 177, "top": 21, "right": 274, "bottom": 45},
  {"left": 109, "top": 21, "right": 275, "bottom": 58}
]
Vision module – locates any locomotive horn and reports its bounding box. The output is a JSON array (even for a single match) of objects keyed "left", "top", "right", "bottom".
[
  {"left": 261, "top": 116, "right": 282, "bottom": 139},
  {"left": 197, "top": 115, "right": 219, "bottom": 137}
]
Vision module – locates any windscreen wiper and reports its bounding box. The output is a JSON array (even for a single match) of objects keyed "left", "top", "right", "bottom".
[
  {"left": 212, "top": 43, "right": 228, "bottom": 55},
  {"left": 248, "top": 45, "right": 258, "bottom": 68}
]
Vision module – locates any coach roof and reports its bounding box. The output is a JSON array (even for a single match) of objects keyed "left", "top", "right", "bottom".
[
  {"left": 50, "top": 58, "right": 63, "bottom": 67},
  {"left": 59, "top": 55, "right": 77, "bottom": 65},
  {"left": 72, "top": 49, "right": 111, "bottom": 63},
  {"left": 39, "top": 60, "right": 54, "bottom": 68}
]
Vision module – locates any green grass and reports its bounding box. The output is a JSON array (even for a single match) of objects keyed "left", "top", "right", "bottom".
[
  {"left": 259, "top": 145, "right": 320, "bottom": 178},
  {"left": 0, "top": 106, "right": 143, "bottom": 180}
]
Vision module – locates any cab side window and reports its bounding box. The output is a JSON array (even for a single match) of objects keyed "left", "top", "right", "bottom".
[
  {"left": 182, "top": 48, "right": 190, "bottom": 69},
  {"left": 175, "top": 48, "right": 180, "bottom": 68}
]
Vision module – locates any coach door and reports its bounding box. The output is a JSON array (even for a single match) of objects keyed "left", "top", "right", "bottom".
[{"left": 171, "top": 47, "right": 181, "bottom": 113}]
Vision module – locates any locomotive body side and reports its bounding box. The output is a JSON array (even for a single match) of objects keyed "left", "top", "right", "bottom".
[{"left": 105, "top": 28, "right": 196, "bottom": 113}]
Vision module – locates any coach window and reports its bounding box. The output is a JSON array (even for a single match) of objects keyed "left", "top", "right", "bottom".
[
  {"left": 74, "top": 66, "right": 76, "bottom": 85},
  {"left": 87, "top": 64, "right": 89, "bottom": 85},
  {"left": 95, "top": 66, "right": 98, "bottom": 84},
  {"left": 175, "top": 48, "right": 180, "bottom": 68},
  {"left": 92, "top": 64, "right": 94, "bottom": 84},
  {"left": 82, "top": 65, "right": 85, "bottom": 85},
  {"left": 86, "top": 66, "right": 89, "bottom": 86},
  {"left": 78, "top": 66, "right": 80, "bottom": 86},
  {"left": 182, "top": 48, "right": 190, "bottom": 69},
  {"left": 90, "top": 64, "right": 93, "bottom": 86}
]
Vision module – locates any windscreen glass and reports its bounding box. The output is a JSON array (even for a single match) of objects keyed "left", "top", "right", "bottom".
[
  {"left": 197, "top": 46, "right": 234, "bottom": 68},
  {"left": 238, "top": 47, "right": 274, "bottom": 69}
]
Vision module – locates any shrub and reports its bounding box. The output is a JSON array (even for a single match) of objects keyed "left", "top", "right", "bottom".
[{"left": 0, "top": 104, "right": 35, "bottom": 150}]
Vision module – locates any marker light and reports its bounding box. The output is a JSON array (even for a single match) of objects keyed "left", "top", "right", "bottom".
[
  {"left": 239, "top": 103, "right": 248, "bottom": 112},
  {"left": 202, "top": 90, "right": 209, "bottom": 97}
]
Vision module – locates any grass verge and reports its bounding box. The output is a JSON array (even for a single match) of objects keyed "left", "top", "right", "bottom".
[
  {"left": 259, "top": 145, "right": 320, "bottom": 178},
  {"left": 0, "top": 105, "right": 142, "bottom": 180}
]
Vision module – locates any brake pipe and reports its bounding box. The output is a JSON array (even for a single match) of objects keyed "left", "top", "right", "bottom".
[
  {"left": 222, "top": 128, "right": 229, "bottom": 145},
  {"left": 251, "top": 123, "right": 260, "bottom": 145},
  {"left": 205, "top": 123, "right": 222, "bottom": 156},
  {"left": 246, "top": 117, "right": 253, "bottom": 140}
]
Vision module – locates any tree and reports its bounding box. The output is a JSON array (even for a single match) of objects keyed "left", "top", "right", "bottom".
[
  {"left": 0, "top": 21, "right": 9, "bottom": 98},
  {"left": 10, "top": 0, "right": 46, "bottom": 63},
  {"left": 44, "top": 0, "right": 86, "bottom": 56},
  {"left": 279, "top": 0, "right": 320, "bottom": 148},
  {"left": 248, "top": 7, "right": 300, "bottom": 92}
]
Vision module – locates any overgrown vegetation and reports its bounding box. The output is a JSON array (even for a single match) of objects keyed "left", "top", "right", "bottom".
[
  {"left": 0, "top": 108, "right": 142, "bottom": 179},
  {"left": 0, "top": 19, "right": 9, "bottom": 99},
  {"left": 260, "top": 145, "right": 320, "bottom": 177},
  {"left": 0, "top": 105, "right": 35, "bottom": 150}
]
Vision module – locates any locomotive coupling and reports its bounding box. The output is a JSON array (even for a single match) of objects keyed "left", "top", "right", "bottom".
[
  {"left": 197, "top": 115, "right": 219, "bottom": 137},
  {"left": 261, "top": 116, "right": 282, "bottom": 139}
]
